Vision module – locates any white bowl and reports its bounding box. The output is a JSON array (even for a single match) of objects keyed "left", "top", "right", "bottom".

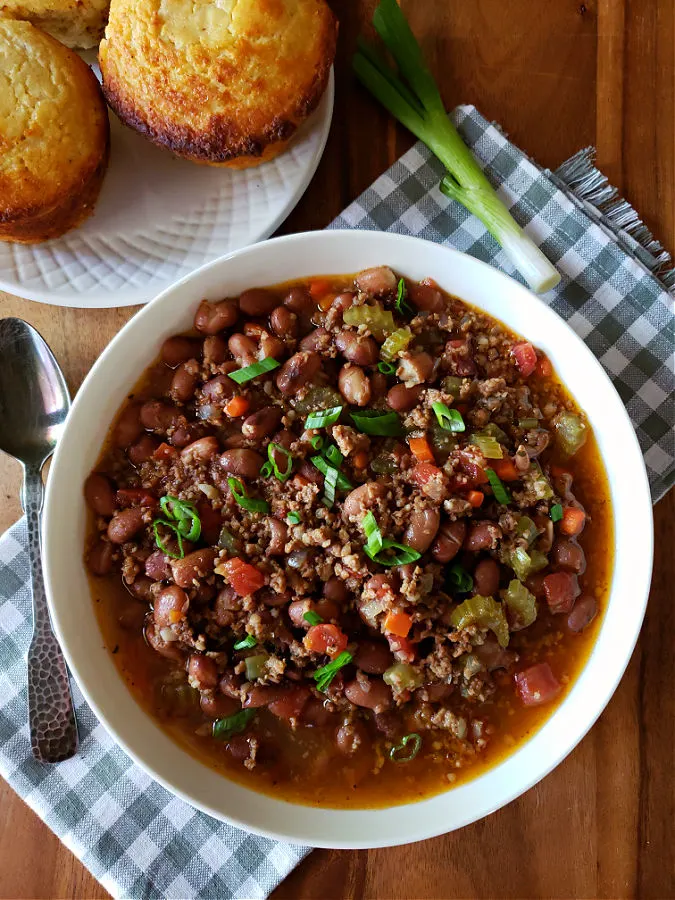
[{"left": 43, "top": 231, "right": 653, "bottom": 848}]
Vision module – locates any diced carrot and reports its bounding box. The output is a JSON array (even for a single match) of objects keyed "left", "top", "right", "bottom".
[
  {"left": 221, "top": 558, "right": 265, "bottom": 596},
  {"left": 309, "top": 279, "right": 331, "bottom": 301},
  {"left": 318, "top": 293, "right": 337, "bottom": 311},
  {"left": 466, "top": 490, "right": 484, "bottom": 508},
  {"left": 560, "top": 507, "right": 586, "bottom": 536},
  {"left": 535, "top": 355, "right": 553, "bottom": 378},
  {"left": 225, "top": 396, "right": 250, "bottom": 418},
  {"left": 383, "top": 610, "right": 413, "bottom": 638},
  {"left": 353, "top": 451, "right": 369, "bottom": 469},
  {"left": 491, "top": 458, "right": 520, "bottom": 481},
  {"left": 408, "top": 436, "right": 435, "bottom": 463},
  {"left": 153, "top": 442, "right": 177, "bottom": 461}
]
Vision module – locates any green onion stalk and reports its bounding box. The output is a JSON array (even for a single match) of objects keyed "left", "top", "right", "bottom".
[{"left": 354, "top": 0, "right": 561, "bottom": 294}]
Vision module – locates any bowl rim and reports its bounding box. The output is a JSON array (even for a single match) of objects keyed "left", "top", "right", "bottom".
[{"left": 42, "top": 230, "right": 654, "bottom": 848}]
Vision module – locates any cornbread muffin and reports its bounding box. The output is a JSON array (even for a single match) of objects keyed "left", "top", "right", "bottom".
[
  {"left": 0, "top": 0, "right": 109, "bottom": 48},
  {"left": 99, "top": 0, "right": 337, "bottom": 168},
  {"left": 0, "top": 19, "right": 110, "bottom": 243}
]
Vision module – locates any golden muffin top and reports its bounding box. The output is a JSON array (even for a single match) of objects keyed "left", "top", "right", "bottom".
[
  {"left": 0, "top": 0, "right": 110, "bottom": 48},
  {"left": 0, "top": 18, "right": 109, "bottom": 221},
  {"left": 100, "top": 0, "right": 337, "bottom": 162}
]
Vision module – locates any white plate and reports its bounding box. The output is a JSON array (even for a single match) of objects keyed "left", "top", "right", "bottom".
[
  {"left": 0, "top": 67, "right": 333, "bottom": 309},
  {"left": 43, "top": 231, "right": 653, "bottom": 848}
]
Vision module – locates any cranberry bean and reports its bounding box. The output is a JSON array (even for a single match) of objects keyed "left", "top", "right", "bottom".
[
  {"left": 344, "top": 677, "right": 392, "bottom": 712},
  {"left": 219, "top": 670, "right": 243, "bottom": 698},
  {"left": 371, "top": 372, "right": 388, "bottom": 400},
  {"left": 567, "top": 595, "right": 597, "bottom": 632},
  {"left": 302, "top": 697, "right": 335, "bottom": 727},
  {"left": 203, "top": 334, "right": 229, "bottom": 365},
  {"left": 336, "top": 721, "right": 368, "bottom": 754},
  {"left": 201, "top": 692, "right": 239, "bottom": 718},
  {"left": 404, "top": 506, "right": 440, "bottom": 552},
  {"left": 180, "top": 436, "right": 219, "bottom": 464},
  {"left": 272, "top": 429, "right": 294, "bottom": 450},
  {"left": 323, "top": 577, "right": 348, "bottom": 604},
  {"left": 243, "top": 685, "right": 285, "bottom": 708},
  {"left": 342, "top": 481, "right": 387, "bottom": 521},
  {"left": 202, "top": 374, "right": 236, "bottom": 403},
  {"left": 354, "top": 640, "right": 393, "bottom": 675},
  {"left": 398, "top": 351, "right": 434, "bottom": 385},
  {"left": 431, "top": 520, "right": 467, "bottom": 563},
  {"left": 154, "top": 584, "right": 189, "bottom": 627},
  {"left": 239, "top": 288, "right": 278, "bottom": 316},
  {"left": 338, "top": 364, "right": 371, "bottom": 406},
  {"left": 329, "top": 292, "right": 355, "bottom": 321},
  {"left": 112, "top": 404, "right": 143, "bottom": 448},
  {"left": 409, "top": 279, "right": 443, "bottom": 312},
  {"left": 145, "top": 549, "right": 172, "bottom": 581},
  {"left": 128, "top": 576, "right": 153, "bottom": 603},
  {"left": 128, "top": 434, "right": 160, "bottom": 465},
  {"left": 424, "top": 682, "right": 454, "bottom": 702},
  {"left": 228, "top": 333, "right": 257, "bottom": 367},
  {"left": 145, "top": 622, "right": 185, "bottom": 660},
  {"left": 473, "top": 558, "right": 501, "bottom": 596},
  {"left": 299, "top": 327, "right": 332, "bottom": 353},
  {"left": 268, "top": 686, "right": 310, "bottom": 720},
  {"left": 464, "top": 522, "right": 502, "bottom": 552},
  {"left": 284, "top": 286, "right": 314, "bottom": 314},
  {"left": 335, "top": 331, "right": 379, "bottom": 365},
  {"left": 298, "top": 459, "right": 323, "bottom": 485},
  {"left": 551, "top": 538, "right": 586, "bottom": 574},
  {"left": 276, "top": 351, "right": 321, "bottom": 395},
  {"left": 525, "top": 572, "right": 547, "bottom": 599},
  {"left": 259, "top": 588, "right": 289, "bottom": 607},
  {"left": 161, "top": 336, "right": 201, "bottom": 367},
  {"left": 227, "top": 733, "right": 256, "bottom": 759},
  {"left": 220, "top": 448, "right": 264, "bottom": 478},
  {"left": 107, "top": 507, "right": 144, "bottom": 543},
  {"left": 355, "top": 266, "right": 397, "bottom": 296},
  {"left": 259, "top": 332, "right": 285, "bottom": 360},
  {"left": 140, "top": 400, "right": 182, "bottom": 432},
  {"left": 387, "top": 383, "right": 422, "bottom": 412},
  {"left": 87, "top": 540, "right": 114, "bottom": 575},
  {"left": 288, "top": 599, "right": 310, "bottom": 628},
  {"left": 170, "top": 362, "right": 198, "bottom": 403},
  {"left": 187, "top": 654, "right": 218, "bottom": 689},
  {"left": 194, "top": 299, "right": 238, "bottom": 334},
  {"left": 373, "top": 710, "right": 400, "bottom": 737},
  {"left": 270, "top": 305, "right": 298, "bottom": 338},
  {"left": 171, "top": 548, "right": 217, "bottom": 588},
  {"left": 267, "top": 518, "right": 288, "bottom": 556},
  {"left": 84, "top": 473, "right": 116, "bottom": 517},
  {"left": 242, "top": 406, "right": 282, "bottom": 440}
]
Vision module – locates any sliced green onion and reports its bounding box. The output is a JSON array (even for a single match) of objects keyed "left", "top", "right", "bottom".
[
  {"left": 432, "top": 403, "right": 465, "bottom": 433},
  {"left": 227, "top": 357, "right": 279, "bottom": 385},
  {"left": 323, "top": 464, "right": 339, "bottom": 508},
  {"left": 314, "top": 651, "right": 353, "bottom": 692},
  {"left": 227, "top": 476, "right": 270, "bottom": 514},
  {"left": 268, "top": 442, "right": 293, "bottom": 482},
  {"left": 305, "top": 406, "right": 343, "bottom": 429},
  {"left": 365, "top": 540, "right": 421, "bottom": 567},
  {"left": 311, "top": 455, "right": 353, "bottom": 490},
  {"left": 362, "top": 511, "right": 383, "bottom": 555},
  {"left": 377, "top": 360, "right": 397, "bottom": 375},
  {"left": 233, "top": 634, "right": 257, "bottom": 650},
  {"left": 350, "top": 409, "right": 403, "bottom": 436},
  {"left": 471, "top": 433, "right": 503, "bottom": 459},
  {"left": 303, "top": 610, "right": 323, "bottom": 626},
  {"left": 380, "top": 326, "right": 413, "bottom": 362},
  {"left": 152, "top": 519, "right": 185, "bottom": 559},
  {"left": 158, "top": 495, "right": 201, "bottom": 541},
  {"left": 550, "top": 503, "right": 563, "bottom": 522},
  {"left": 395, "top": 277, "right": 413, "bottom": 316},
  {"left": 212, "top": 709, "right": 256, "bottom": 741},
  {"left": 447, "top": 562, "right": 473, "bottom": 594},
  {"left": 323, "top": 443, "right": 344, "bottom": 468},
  {"left": 486, "top": 468, "right": 511, "bottom": 504},
  {"left": 389, "top": 733, "right": 422, "bottom": 763},
  {"left": 287, "top": 511, "right": 301, "bottom": 525},
  {"left": 310, "top": 435, "right": 324, "bottom": 450},
  {"left": 260, "top": 460, "right": 273, "bottom": 478},
  {"left": 353, "top": 0, "right": 561, "bottom": 294},
  {"left": 519, "top": 417, "right": 540, "bottom": 429}
]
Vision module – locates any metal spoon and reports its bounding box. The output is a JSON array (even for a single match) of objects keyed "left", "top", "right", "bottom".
[{"left": 0, "top": 318, "right": 78, "bottom": 763}]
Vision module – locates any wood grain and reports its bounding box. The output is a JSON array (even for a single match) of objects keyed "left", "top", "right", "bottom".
[{"left": 0, "top": 0, "right": 673, "bottom": 897}]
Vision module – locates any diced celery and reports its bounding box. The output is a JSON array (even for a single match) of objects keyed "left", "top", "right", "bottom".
[
  {"left": 244, "top": 653, "right": 269, "bottom": 680},
  {"left": 530, "top": 461, "right": 554, "bottom": 500},
  {"left": 383, "top": 662, "right": 423, "bottom": 691},
  {"left": 292, "top": 385, "right": 343, "bottom": 414},
  {"left": 510, "top": 547, "right": 548, "bottom": 582},
  {"left": 450, "top": 595, "right": 510, "bottom": 648},
  {"left": 515, "top": 516, "right": 539, "bottom": 546},
  {"left": 553, "top": 411, "right": 588, "bottom": 456},
  {"left": 503, "top": 579, "right": 537, "bottom": 630},
  {"left": 482, "top": 422, "right": 509, "bottom": 443},
  {"left": 430, "top": 420, "right": 457, "bottom": 456},
  {"left": 518, "top": 417, "right": 539, "bottom": 429},
  {"left": 470, "top": 432, "right": 504, "bottom": 459},
  {"left": 343, "top": 303, "right": 396, "bottom": 339},
  {"left": 380, "top": 326, "right": 413, "bottom": 362}
]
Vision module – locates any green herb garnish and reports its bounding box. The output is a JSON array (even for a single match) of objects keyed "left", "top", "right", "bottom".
[
  {"left": 350, "top": 409, "right": 403, "bottom": 437},
  {"left": 389, "top": 732, "right": 422, "bottom": 762},
  {"left": 486, "top": 468, "right": 511, "bottom": 505},
  {"left": 310, "top": 455, "right": 353, "bottom": 490},
  {"left": 362, "top": 511, "right": 421, "bottom": 567},
  {"left": 227, "top": 477, "right": 270, "bottom": 514},
  {"left": 303, "top": 610, "right": 323, "bottom": 626},
  {"left": 377, "top": 361, "right": 397, "bottom": 375},
  {"left": 212, "top": 709, "right": 256, "bottom": 741},
  {"left": 267, "top": 442, "right": 293, "bottom": 482},
  {"left": 305, "top": 406, "right": 343, "bottom": 429},
  {"left": 233, "top": 634, "right": 257, "bottom": 650},
  {"left": 313, "top": 651, "right": 353, "bottom": 692},
  {"left": 447, "top": 562, "right": 473, "bottom": 594},
  {"left": 550, "top": 503, "right": 563, "bottom": 522},
  {"left": 227, "top": 357, "right": 279, "bottom": 384},
  {"left": 432, "top": 403, "right": 465, "bottom": 433},
  {"left": 287, "top": 511, "right": 301, "bottom": 525}
]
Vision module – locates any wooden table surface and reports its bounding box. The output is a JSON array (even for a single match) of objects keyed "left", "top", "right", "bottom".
[{"left": 1, "top": 1, "right": 673, "bottom": 897}]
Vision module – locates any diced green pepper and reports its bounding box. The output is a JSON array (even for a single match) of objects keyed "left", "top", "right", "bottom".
[{"left": 449, "top": 595, "right": 510, "bottom": 648}]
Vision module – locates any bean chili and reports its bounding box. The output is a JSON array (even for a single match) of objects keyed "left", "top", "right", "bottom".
[{"left": 85, "top": 268, "right": 612, "bottom": 808}]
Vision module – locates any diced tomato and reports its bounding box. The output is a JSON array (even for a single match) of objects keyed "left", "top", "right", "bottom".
[
  {"left": 116, "top": 488, "right": 157, "bottom": 508},
  {"left": 268, "top": 686, "right": 311, "bottom": 721},
  {"left": 410, "top": 462, "right": 442, "bottom": 486},
  {"left": 383, "top": 610, "right": 413, "bottom": 637},
  {"left": 514, "top": 663, "right": 561, "bottom": 707},
  {"left": 353, "top": 451, "right": 369, "bottom": 469},
  {"left": 560, "top": 507, "right": 586, "bottom": 537},
  {"left": 225, "top": 396, "right": 250, "bottom": 418},
  {"left": 408, "top": 436, "right": 435, "bottom": 463},
  {"left": 221, "top": 558, "right": 265, "bottom": 596},
  {"left": 511, "top": 341, "right": 538, "bottom": 377},
  {"left": 466, "top": 490, "right": 485, "bottom": 508},
  {"left": 543, "top": 571, "right": 580, "bottom": 614},
  {"left": 153, "top": 442, "right": 177, "bottom": 461},
  {"left": 456, "top": 453, "right": 489, "bottom": 485},
  {"left": 386, "top": 634, "right": 416, "bottom": 663},
  {"left": 535, "top": 355, "right": 553, "bottom": 378},
  {"left": 490, "top": 458, "right": 520, "bottom": 481},
  {"left": 197, "top": 500, "right": 222, "bottom": 545},
  {"left": 304, "top": 624, "right": 348, "bottom": 659}
]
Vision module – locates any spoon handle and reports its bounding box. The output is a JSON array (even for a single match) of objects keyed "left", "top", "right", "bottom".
[{"left": 23, "top": 466, "right": 79, "bottom": 763}]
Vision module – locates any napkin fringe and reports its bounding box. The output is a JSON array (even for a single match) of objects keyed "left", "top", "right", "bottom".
[{"left": 554, "top": 148, "right": 675, "bottom": 292}]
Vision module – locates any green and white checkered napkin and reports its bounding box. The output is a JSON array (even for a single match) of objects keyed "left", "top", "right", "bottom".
[{"left": 0, "top": 105, "right": 672, "bottom": 900}]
